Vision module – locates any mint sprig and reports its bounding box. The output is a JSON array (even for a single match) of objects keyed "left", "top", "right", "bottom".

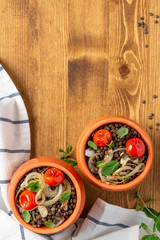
[{"left": 26, "top": 181, "right": 41, "bottom": 192}]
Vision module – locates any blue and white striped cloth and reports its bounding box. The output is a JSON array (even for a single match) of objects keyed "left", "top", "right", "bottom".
[{"left": 0, "top": 65, "right": 159, "bottom": 240}]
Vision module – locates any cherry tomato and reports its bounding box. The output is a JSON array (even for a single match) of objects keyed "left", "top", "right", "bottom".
[
  {"left": 44, "top": 168, "right": 65, "bottom": 186},
  {"left": 93, "top": 129, "right": 112, "bottom": 147},
  {"left": 126, "top": 138, "right": 145, "bottom": 158},
  {"left": 19, "top": 190, "right": 37, "bottom": 210}
]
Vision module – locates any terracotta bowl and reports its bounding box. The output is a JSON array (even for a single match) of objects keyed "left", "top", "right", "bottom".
[
  {"left": 76, "top": 115, "right": 154, "bottom": 192},
  {"left": 8, "top": 157, "right": 86, "bottom": 234}
]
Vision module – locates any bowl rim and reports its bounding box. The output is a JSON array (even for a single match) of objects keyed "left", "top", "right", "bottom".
[
  {"left": 76, "top": 115, "right": 154, "bottom": 191},
  {"left": 8, "top": 157, "right": 85, "bottom": 234}
]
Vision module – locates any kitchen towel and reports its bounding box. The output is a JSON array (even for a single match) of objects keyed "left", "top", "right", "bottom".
[{"left": 0, "top": 64, "right": 159, "bottom": 240}]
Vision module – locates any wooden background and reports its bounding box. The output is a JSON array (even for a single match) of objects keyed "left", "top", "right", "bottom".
[{"left": 0, "top": 0, "right": 160, "bottom": 217}]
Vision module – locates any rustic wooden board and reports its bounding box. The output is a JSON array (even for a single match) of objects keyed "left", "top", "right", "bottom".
[{"left": 0, "top": 0, "right": 159, "bottom": 217}]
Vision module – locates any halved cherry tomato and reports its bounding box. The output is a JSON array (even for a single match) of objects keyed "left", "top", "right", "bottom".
[
  {"left": 93, "top": 129, "right": 112, "bottom": 147},
  {"left": 126, "top": 138, "right": 145, "bottom": 158},
  {"left": 19, "top": 190, "right": 37, "bottom": 210},
  {"left": 44, "top": 168, "right": 65, "bottom": 186}
]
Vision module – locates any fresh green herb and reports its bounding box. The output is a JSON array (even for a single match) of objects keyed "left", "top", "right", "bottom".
[
  {"left": 66, "top": 145, "right": 72, "bottom": 154},
  {"left": 101, "top": 161, "right": 119, "bottom": 175},
  {"left": 143, "top": 208, "right": 159, "bottom": 220},
  {"left": 116, "top": 127, "right": 129, "bottom": 138},
  {"left": 146, "top": 199, "right": 155, "bottom": 204},
  {"left": 136, "top": 205, "right": 144, "bottom": 211},
  {"left": 59, "top": 145, "right": 73, "bottom": 159},
  {"left": 141, "top": 235, "right": 159, "bottom": 240},
  {"left": 135, "top": 192, "right": 160, "bottom": 239},
  {"left": 59, "top": 145, "right": 77, "bottom": 166},
  {"left": 44, "top": 221, "right": 55, "bottom": 228},
  {"left": 88, "top": 141, "right": 97, "bottom": 150},
  {"left": 141, "top": 223, "right": 149, "bottom": 230},
  {"left": 59, "top": 148, "right": 64, "bottom": 152},
  {"left": 122, "top": 177, "right": 131, "bottom": 184},
  {"left": 96, "top": 161, "right": 104, "bottom": 167},
  {"left": 26, "top": 181, "right": 41, "bottom": 192},
  {"left": 60, "top": 153, "right": 69, "bottom": 159},
  {"left": 134, "top": 191, "right": 141, "bottom": 199},
  {"left": 60, "top": 192, "right": 71, "bottom": 202},
  {"left": 22, "top": 210, "right": 31, "bottom": 223},
  {"left": 64, "top": 160, "right": 77, "bottom": 166},
  {"left": 107, "top": 140, "right": 114, "bottom": 149}
]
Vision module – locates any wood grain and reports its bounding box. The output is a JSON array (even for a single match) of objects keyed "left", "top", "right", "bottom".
[{"left": 0, "top": 0, "right": 160, "bottom": 217}]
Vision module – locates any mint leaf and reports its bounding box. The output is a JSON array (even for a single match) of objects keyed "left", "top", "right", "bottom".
[
  {"left": 107, "top": 140, "right": 114, "bottom": 149},
  {"left": 146, "top": 199, "right": 155, "bottom": 204},
  {"left": 144, "top": 208, "right": 159, "bottom": 220},
  {"left": 22, "top": 210, "right": 31, "bottom": 223},
  {"left": 153, "top": 222, "right": 157, "bottom": 232},
  {"left": 141, "top": 223, "right": 148, "bottom": 230},
  {"left": 156, "top": 219, "right": 160, "bottom": 233},
  {"left": 116, "top": 127, "right": 128, "bottom": 138},
  {"left": 64, "top": 160, "right": 77, "bottom": 166},
  {"left": 88, "top": 141, "right": 97, "bottom": 150},
  {"left": 136, "top": 205, "right": 144, "bottom": 211},
  {"left": 122, "top": 177, "right": 131, "bottom": 184},
  {"left": 96, "top": 161, "right": 104, "bottom": 167},
  {"left": 60, "top": 192, "right": 70, "bottom": 202},
  {"left": 59, "top": 148, "right": 64, "bottom": 152},
  {"left": 101, "top": 161, "right": 119, "bottom": 175},
  {"left": 26, "top": 181, "right": 41, "bottom": 192},
  {"left": 141, "top": 235, "right": 158, "bottom": 240},
  {"left": 66, "top": 145, "right": 72, "bottom": 154},
  {"left": 135, "top": 192, "right": 141, "bottom": 199},
  {"left": 44, "top": 221, "right": 55, "bottom": 228},
  {"left": 60, "top": 153, "right": 69, "bottom": 159}
]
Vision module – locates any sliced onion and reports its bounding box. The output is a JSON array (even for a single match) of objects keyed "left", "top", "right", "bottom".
[
  {"left": 55, "top": 218, "right": 64, "bottom": 227},
  {"left": 43, "top": 184, "right": 63, "bottom": 207},
  {"left": 60, "top": 179, "right": 71, "bottom": 209},
  {"left": 113, "top": 148, "right": 126, "bottom": 153},
  {"left": 88, "top": 153, "right": 101, "bottom": 173},
  {"left": 103, "top": 150, "right": 113, "bottom": 163},
  {"left": 38, "top": 206, "right": 48, "bottom": 218},
  {"left": 85, "top": 149, "right": 95, "bottom": 157},
  {"left": 43, "top": 184, "right": 58, "bottom": 198},
  {"left": 24, "top": 172, "right": 43, "bottom": 186}
]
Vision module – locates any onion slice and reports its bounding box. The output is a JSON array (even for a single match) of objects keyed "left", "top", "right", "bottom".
[{"left": 43, "top": 184, "right": 63, "bottom": 207}]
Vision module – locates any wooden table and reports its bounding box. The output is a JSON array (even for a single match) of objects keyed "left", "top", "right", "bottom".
[{"left": 0, "top": 0, "right": 159, "bottom": 217}]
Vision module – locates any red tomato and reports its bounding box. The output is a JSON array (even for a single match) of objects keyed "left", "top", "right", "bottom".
[
  {"left": 44, "top": 168, "right": 65, "bottom": 186},
  {"left": 93, "top": 129, "right": 112, "bottom": 147},
  {"left": 126, "top": 138, "right": 145, "bottom": 158},
  {"left": 19, "top": 190, "right": 37, "bottom": 210}
]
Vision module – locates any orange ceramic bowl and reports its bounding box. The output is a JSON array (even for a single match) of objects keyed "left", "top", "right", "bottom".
[
  {"left": 8, "top": 157, "right": 85, "bottom": 234},
  {"left": 76, "top": 115, "right": 154, "bottom": 192}
]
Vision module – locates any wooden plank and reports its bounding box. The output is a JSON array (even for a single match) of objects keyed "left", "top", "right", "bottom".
[{"left": 0, "top": 0, "right": 159, "bottom": 217}]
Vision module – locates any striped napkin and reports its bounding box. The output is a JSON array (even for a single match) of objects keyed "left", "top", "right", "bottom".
[{"left": 0, "top": 64, "right": 159, "bottom": 240}]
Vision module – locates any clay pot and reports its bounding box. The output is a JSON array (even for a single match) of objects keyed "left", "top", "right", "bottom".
[
  {"left": 76, "top": 116, "right": 153, "bottom": 191},
  {"left": 8, "top": 157, "right": 85, "bottom": 234}
]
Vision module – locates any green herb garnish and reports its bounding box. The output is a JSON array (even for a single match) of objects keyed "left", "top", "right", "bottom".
[
  {"left": 135, "top": 192, "right": 160, "bottom": 239},
  {"left": 116, "top": 127, "right": 128, "bottom": 138},
  {"left": 101, "top": 161, "right": 119, "bottom": 175},
  {"left": 59, "top": 145, "right": 72, "bottom": 159},
  {"left": 60, "top": 192, "right": 71, "bottom": 202},
  {"left": 141, "top": 223, "right": 149, "bottom": 230},
  {"left": 96, "top": 161, "right": 104, "bottom": 167},
  {"left": 26, "top": 181, "right": 41, "bottom": 192},
  {"left": 88, "top": 141, "right": 97, "bottom": 150},
  {"left": 122, "top": 177, "right": 131, "bottom": 184},
  {"left": 44, "top": 221, "right": 55, "bottom": 228},
  {"left": 64, "top": 160, "right": 77, "bottom": 166},
  {"left": 107, "top": 140, "right": 114, "bottom": 149},
  {"left": 22, "top": 210, "right": 31, "bottom": 223}
]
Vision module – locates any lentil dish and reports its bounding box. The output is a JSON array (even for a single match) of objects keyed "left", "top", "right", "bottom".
[
  {"left": 85, "top": 123, "right": 147, "bottom": 185},
  {"left": 16, "top": 167, "right": 76, "bottom": 228}
]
